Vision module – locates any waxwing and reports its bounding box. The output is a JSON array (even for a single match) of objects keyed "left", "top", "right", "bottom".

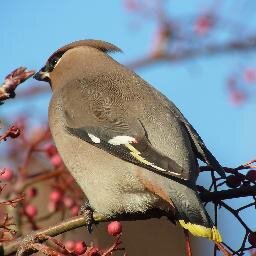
[{"left": 34, "top": 39, "right": 225, "bottom": 242}]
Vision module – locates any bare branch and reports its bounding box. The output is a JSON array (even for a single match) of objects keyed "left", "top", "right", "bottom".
[
  {"left": 0, "top": 126, "right": 21, "bottom": 142},
  {"left": 127, "top": 36, "right": 256, "bottom": 69},
  {"left": 200, "top": 185, "right": 256, "bottom": 202},
  {"left": 0, "top": 67, "right": 35, "bottom": 104}
]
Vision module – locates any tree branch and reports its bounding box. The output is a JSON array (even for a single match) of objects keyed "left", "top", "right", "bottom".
[
  {"left": 0, "top": 67, "right": 35, "bottom": 104},
  {"left": 200, "top": 185, "right": 256, "bottom": 202},
  {"left": 127, "top": 35, "right": 256, "bottom": 69},
  {"left": 2, "top": 215, "right": 88, "bottom": 255},
  {"left": 1, "top": 209, "right": 168, "bottom": 255},
  {"left": 1, "top": 184, "right": 256, "bottom": 255}
]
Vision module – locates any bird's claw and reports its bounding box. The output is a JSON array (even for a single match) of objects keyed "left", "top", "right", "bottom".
[{"left": 80, "top": 201, "right": 94, "bottom": 233}]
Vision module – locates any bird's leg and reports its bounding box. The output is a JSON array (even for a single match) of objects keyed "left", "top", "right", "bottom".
[
  {"left": 80, "top": 201, "right": 94, "bottom": 233},
  {"left": 183, "top": 228, "right": 193, "bottom": 256},
  {"left": 214, "top": 242, "right": 232, "bottom": 256}
]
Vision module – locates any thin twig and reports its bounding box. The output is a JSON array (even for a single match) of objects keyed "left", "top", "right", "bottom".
[
  {"left": 0, "top": 67, "right": 35, "bottom": 104},
  {"left": 200, "top": 185, "right": 256, "bottom": 202}
]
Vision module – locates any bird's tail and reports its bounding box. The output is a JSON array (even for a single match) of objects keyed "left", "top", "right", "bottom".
[
  {"left": 179, "top": 220, "right": 222, "bottom": 242},
  {"left": 170, "top": 185, "right": 222, "bottom": 243}
]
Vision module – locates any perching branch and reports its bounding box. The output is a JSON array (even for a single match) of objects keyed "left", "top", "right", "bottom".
[
  {"left": 2, "top": 215, "right": 89, "bottom": 255},
  {"left": 1, "top": 181, "right": 255, "bottom": 256},
  {"left": 3, "top": 212, "right": 124, "bottom": 256}
]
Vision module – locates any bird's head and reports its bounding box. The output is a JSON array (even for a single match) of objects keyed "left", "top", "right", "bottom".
[{"left": 33, "top": 39, "right": 122, "bottom": 90}]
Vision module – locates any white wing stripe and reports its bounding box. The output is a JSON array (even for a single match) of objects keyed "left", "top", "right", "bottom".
[{"left": 88, "top": 133, "right": 101, "bottom": 143}]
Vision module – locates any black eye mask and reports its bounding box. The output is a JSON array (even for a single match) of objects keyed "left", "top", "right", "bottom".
[{"left": 46, "top": 51, "right": 65, "bottom": 72}]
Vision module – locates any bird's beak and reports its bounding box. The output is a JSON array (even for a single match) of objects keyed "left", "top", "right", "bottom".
[{"left": 33, "top": 68, "right": 50, "bottom": 82}]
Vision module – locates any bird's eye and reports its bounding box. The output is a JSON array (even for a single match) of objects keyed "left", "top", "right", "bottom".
[
  {"left": 47, "top": 56, "right": 61, "bottom": 71},
  {"left": 46, "top": 51, "right": 64, "bottom": 71},
  {"left": 48, "top": 57, "right": 59, "bottom": 69},
  {"left": 52, "top": 58, "right": 58, "bottom": 65}
]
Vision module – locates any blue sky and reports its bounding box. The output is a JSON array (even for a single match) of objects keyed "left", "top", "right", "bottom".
[
  {"left": 1, "top": 1, "right": 255, "bottom": 165},
  {"left": 1, "top": 1, "right": 256, "bottom": 253}
]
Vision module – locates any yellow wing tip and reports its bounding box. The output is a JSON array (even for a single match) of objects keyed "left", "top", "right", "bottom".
[{"left": 179, "top": 220, "right": 222, "bottom": 243}]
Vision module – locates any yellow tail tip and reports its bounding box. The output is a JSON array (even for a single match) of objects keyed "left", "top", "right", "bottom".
[{"left": 179, "top": 220, "right": 222, "bottom": 243}]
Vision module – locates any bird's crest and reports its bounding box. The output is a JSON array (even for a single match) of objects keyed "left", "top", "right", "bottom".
[{"left": 48, "top": 39, "right": 122, "bottom": 61}]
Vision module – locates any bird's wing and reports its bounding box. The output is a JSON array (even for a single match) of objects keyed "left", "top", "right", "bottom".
[
  {"left": 59, "top": 81, "right": 187, "bottom": 181},
  {"left": 66, "top": 125, "right": 187, "bottom": 181},
  {"left": 164, "top": 99, "right": 225, "bottom": 178}
]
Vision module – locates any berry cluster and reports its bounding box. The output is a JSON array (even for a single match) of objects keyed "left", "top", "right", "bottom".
[
  {"left": 226, "top": 170, "right": 256, "bottom": 188},
  {"left": 63, "top": 221, "right": 123, "bottom": 255}
]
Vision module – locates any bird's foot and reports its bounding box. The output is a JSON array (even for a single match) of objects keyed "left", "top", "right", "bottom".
[
  {"left": 80, "top": 201, "right": 94, "bottom": 233},
  {"left": 214, "top": 242, "right": 232, "bottom": 256}
]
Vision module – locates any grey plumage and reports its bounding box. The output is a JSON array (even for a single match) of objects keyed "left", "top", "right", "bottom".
[{"left": 34, "top": 39, "right": 224, "bottom": 241}]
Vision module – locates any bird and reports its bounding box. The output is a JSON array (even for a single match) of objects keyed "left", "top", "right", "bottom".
[{"left": 34, "top": 39, "right": 225, "bottom": 243}]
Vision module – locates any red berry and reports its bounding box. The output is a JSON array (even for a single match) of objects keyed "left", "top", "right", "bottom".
[
  {"left": 226, "top": 175, "right": 241, "bottom": 188},
  {"left": 88, "top": 247, "right": 100, "bottom": 256},
  {"left": 49, "top": 190, "right": 63, "bottom": 203},
  {"left": 74, "top": 241, "right": 87, "bottom": 255},
  {"left": 230, "top": 91, "right": 245, "bottom": 106},
  {"left": 24, "top": 204, "right": 38, "bottom": 218},
  {"left": 64, "top": 240, "right": 75, "bottom": 251},
  {"left": 242, "top": 180, "right": 251, "bottom": 187},
  {"left": 71, "top": 205, "right": 79, "bottom": 216},
  {"left": 26, "top": 187, "right": 38, "bottom": 198},
  {"left": 195, "top": 15, "right": 213, "bottom": 35},
  {"left": 244, "top": 68, "right": 256, "bottom": 83},
  {"left": 107, "top": 221, "right": 122, "bottom": 236},
  {"left": 246, "top": 170, "right": 256, "bottom": 182},
  {"left": 50, "top": 154, "right": 62, "bottom": 168},
  {"left": 48, "top": 201, "right": 57, "bottom": 213},
  {"left": 8, "top": 126, "right": 21, "bottom": 138},
  {"left": 124, "top": 0, "right": 138, "bottom": 11},
  {"left": 0, "top": 168, "right": 13, "bottom": 181},
  {"left": 237, "top": 173, "right": 245, "bottom": 181},
  {"left": 248, "top": 232, "right": 256, "bottom": 247},
  {"left": 44, "top": 144, "right": 58, "bottom": 157},
  {"left": 63, "top": 196, "right": 75, "bottom": 208}
]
